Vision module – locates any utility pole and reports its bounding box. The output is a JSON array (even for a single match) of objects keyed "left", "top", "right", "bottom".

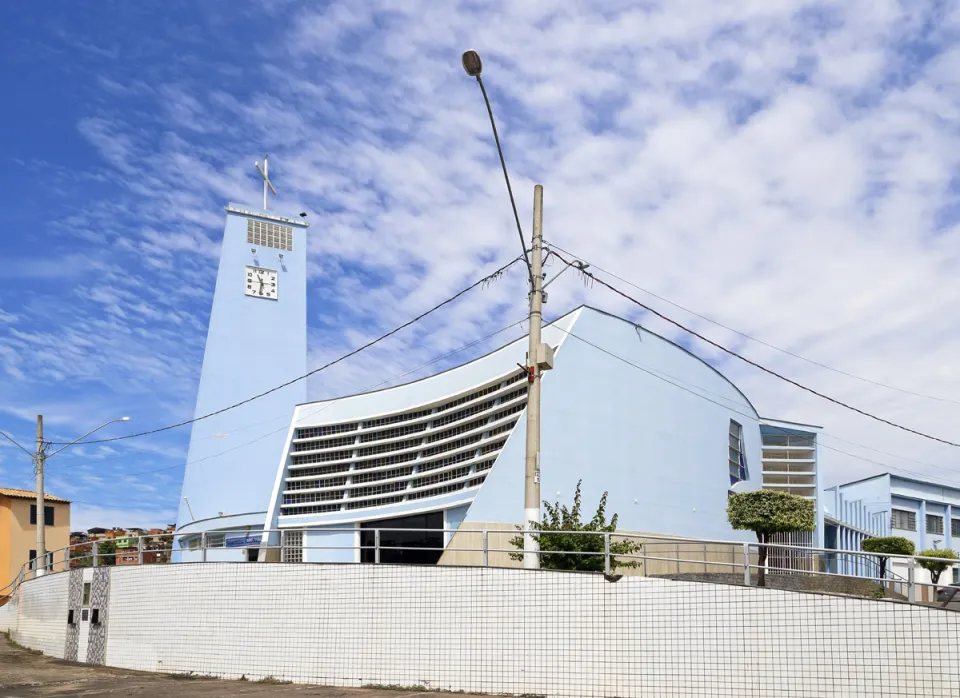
[
  {"left": 35, "top": 415, "right": 46, "bottom": 576},
  {"left": 0, "top": 416, "right": 130, "bottom": 578},
  {"left": 523, "top": 185, "right": 546, "bottom": 569}
]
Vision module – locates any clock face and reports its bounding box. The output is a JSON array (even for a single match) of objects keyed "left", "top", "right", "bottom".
[{"left": 245, "top": 266, "right": 279, "bottom": 300}]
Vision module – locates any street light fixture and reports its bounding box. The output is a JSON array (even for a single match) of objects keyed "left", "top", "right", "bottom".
[
  {"left": 1, "top": 416, "right": 131, "bottom": 576},
  {"left": 461, "top": 49, "right": 483, "bottom": 77}
]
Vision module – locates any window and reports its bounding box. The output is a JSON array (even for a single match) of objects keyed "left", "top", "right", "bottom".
[
  {"left": 282, "top": 530, "right": 303, "bottom": 563},
  {"left": 82, "top": 582, "right": 92, "bottom": 607},
  {"left": 728, "top": 421, "right": 747, "bottom": 485},
  {"left": 28, "top": 550, "right": 52, "bottom": 571},
  {"left": 953, "top": 519, "right": 960, "bottom": 537},
  {"left": 926, "top": 514, "right": 944, "bottom": 535},
  {"left": 29, "top": 505, "right": 55, "bottom": 526},
  {"left": 891, "top": 509, "right": 916, "bottom": 531}
]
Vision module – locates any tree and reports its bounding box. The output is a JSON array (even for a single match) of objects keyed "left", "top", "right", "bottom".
[
  {"left": 861, "top": 537, "right": 915, "bottom": 581},
  {"left": 918, "top": 549, "right": 959, "bottom": 586},
  {"left": 70, "top": 541, "right": 117, "bottom": 567},
  {"left": 509, "top": 480, "right": 641, "bottom": 572},
  {"left": 727, "top": 490, "right": 815, "bottom": 587}
]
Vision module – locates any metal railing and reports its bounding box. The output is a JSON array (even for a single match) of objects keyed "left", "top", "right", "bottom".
[{"left": 3, "top": 528, "right": 958, "bottom": 610}]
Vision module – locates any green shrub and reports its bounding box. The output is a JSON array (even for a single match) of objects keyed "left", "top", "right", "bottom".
[
  {"left": 861, "top": 537, "right": 915, "bottom": 580},
  {"left": 727, "top": 490, "right": 815, "bottom": 587},
  {"left": 510, "top": 480, "right": 641, "bottom": 572},
  {"left": 918, "top": 549, "right": 959, "bottom": 585}
]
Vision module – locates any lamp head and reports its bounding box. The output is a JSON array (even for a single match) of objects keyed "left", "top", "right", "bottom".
[
  {"left": 120, "top": 417, "right": 130, "bottom": 422},
  {"left": 461, "top": 50, "right": 483, "bottom": 78}
]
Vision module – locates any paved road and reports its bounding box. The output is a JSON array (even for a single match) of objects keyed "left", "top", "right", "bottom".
[{"left": 0, "top": 636, "right": 471, "bottom": 698}]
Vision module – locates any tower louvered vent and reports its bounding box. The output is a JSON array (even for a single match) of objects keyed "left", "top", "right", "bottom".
[{"left": 247, "top": 218, "right": 293, "bottom": 251}]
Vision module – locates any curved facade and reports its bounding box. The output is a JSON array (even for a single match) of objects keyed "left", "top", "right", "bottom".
[
  {"left": 178, "top": 303, "right": 768, "bottom": 562},
  {"left": 176, "top": 204, "right": 768, "bottom": 564},
  {"left": 238, "top": 306, "right": 760, "bottom": 562}
]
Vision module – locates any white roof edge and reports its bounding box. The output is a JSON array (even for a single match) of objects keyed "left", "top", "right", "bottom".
[{"left": 760, "top": 417, "right": 823, "bottom": 431}]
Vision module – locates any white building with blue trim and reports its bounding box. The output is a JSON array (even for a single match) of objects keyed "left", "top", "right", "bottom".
[{"left": 827, "top": 473, "right": 960, "bottom": 584}]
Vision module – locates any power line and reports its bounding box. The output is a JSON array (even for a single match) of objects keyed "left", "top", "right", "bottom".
[
  {"left": 62, "top": 316, "right": 533, "bottom": 481},
  {"left": 547, "top": 249, "right": 960, "bottom": 449},
  {"left": 552, "top": 321, "right": 960, "bottom": 486},
  {"left": 546, "top": 240, "right": 960, "bottom": 407},
  {"left": 48, "top": 257, "right": 523, "bottom": 447}
]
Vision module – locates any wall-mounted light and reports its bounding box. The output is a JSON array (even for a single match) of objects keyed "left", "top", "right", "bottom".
[
  {"left": 278, "top": 253, "right": 284, "bottom": 260},
  {"left": 251, "top": 248, "right": 257, "bottom": 255}
]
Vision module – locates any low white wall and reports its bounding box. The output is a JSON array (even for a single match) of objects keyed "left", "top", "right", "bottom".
[
  {"left": 0, "top": 597, "right": 18, "bottom": 633},
  {"left": 8, "top": 573, "right": 68, "bottom": 657},
  {"left": 5, "top": 563, "right": 960, "bottom": 697}
]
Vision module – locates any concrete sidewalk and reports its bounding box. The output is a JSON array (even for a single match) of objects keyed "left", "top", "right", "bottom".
[{"left": 0, "top": 636, "right": 475, "bottom": 697}]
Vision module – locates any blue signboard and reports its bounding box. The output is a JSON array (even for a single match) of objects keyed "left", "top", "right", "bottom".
[{"left": 225, "top": 534, "right": 262, "bottom": 548}]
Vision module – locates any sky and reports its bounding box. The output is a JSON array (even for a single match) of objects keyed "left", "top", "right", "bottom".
[{"left": 1, "top": 0, "right": 960, "bottom": 532}]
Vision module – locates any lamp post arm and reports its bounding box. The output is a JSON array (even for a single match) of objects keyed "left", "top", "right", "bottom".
[{"left": 45, "top": 419, "right": 128, "bottom": 460}]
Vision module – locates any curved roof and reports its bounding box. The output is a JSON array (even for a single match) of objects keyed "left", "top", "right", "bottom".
[{"left": 296, "top": 304, "right": 760, "bottom": 419}]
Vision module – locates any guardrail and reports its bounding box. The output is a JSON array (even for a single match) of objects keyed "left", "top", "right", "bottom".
[{"left": 4, "top": 528, "right": 957, "bottom": 609}]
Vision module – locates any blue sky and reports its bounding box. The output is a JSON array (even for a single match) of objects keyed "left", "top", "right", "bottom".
[{"left": 2, "top": 1, "right": 960, "bottom": 530}]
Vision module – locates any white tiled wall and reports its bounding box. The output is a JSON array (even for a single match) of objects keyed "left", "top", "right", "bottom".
[
  {"left": 0, "top": 596, "right": 18, "bottom": 632},
  {"left": 6, "top": 564, "right": 960, "bottom": 697},
  {"left": 10, "top": 572, "right": 68, "bottom": 658}
]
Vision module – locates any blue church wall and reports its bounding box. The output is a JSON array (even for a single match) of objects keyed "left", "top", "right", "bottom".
[
  {"left": 177, "top": 203, "right": 308, "bottom": 532},
  {"left": 465, "top": 308, "right": 762, "bottom": 541}
]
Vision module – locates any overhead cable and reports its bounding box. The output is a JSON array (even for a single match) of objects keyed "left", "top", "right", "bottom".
[
  {"left": 547, "top": 249, "right": 960, "bottom": 449},
  {"left": 48, "top": 257, "right": 523, "bottom": 447},
  {"left": 547, "top": 240, "right": 960, "bottom": 407}
]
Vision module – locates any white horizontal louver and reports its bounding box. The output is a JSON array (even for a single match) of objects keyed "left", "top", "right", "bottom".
[{"left": 280, "top": 370, "right": 527, "bottom": 516}]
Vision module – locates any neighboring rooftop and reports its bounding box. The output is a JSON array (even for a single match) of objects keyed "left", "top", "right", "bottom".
[{"left": 0, "top": 487, "right": 70, "bottom": 504}]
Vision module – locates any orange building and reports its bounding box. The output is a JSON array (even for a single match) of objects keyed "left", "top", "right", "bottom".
[{"left": 0, "top": 488, "right": 71, "bottom": 589}]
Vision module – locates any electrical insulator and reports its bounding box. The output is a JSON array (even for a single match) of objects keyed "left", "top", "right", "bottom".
[{"left": 527, "top": 366, "right": 535, "bottom": 383}]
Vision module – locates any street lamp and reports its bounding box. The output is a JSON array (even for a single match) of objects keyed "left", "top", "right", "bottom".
[
  {"left": 461, "top": 50, "right": 482, "bottom": 77},
  {"left": 0, "top": 416, "right": 130, "bottom": 576}
]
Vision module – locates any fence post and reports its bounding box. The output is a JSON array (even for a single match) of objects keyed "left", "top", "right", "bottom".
[
  {"left": 374, "top": 529, "right": 381, "bottom": 564},
  {"left": 138, "top": 536, "right": 144, "bottom": 566},
  {"left": 907, "top": 557, "right": 917, "bottom": 603},
  {"left": 201, "top": 532, "right": 207, "bottom": 563},
  {"left": 482, "top": 530, "right": 489, "bottom": 568},
  {"left": 742, "top": 543, "right": 751, "bottom": 586},
  {"left": 92, "top": 541, "right": 99, "bottom": 568},
  {"left": 604, "top": 532, "right": 612, "bottom": 575}
]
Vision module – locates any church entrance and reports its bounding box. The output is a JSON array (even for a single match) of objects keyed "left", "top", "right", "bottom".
[{"left": 359, "top": 512, "right": 444, "bottom": 565}]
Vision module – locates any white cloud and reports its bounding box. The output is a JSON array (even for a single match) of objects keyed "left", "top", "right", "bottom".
[{"left": 5, "top": 0, "right": 960, "bottom": 514}]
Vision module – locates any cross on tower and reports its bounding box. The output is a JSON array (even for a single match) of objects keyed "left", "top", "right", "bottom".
[{"left": 254, "top": 155, "right": 277, "bottom": 210}]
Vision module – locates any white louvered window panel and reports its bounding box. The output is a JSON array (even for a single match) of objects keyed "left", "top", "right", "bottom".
[
  {"left": 280, "top": 370, "right": 527, "bottom": 517},
  {"left": 247, "top": 218, "right": 293, "bottom": 251}
]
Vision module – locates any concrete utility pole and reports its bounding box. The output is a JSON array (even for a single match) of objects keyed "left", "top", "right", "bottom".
[
  {"left": 35, "top": 415, "right": 46, "bottom": 575},
  {"left": 28, "top": 416, "right": 131, "bottom": 576},
  {"left": 523, "top": 185, "right": 546, "bottom": 568}
]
